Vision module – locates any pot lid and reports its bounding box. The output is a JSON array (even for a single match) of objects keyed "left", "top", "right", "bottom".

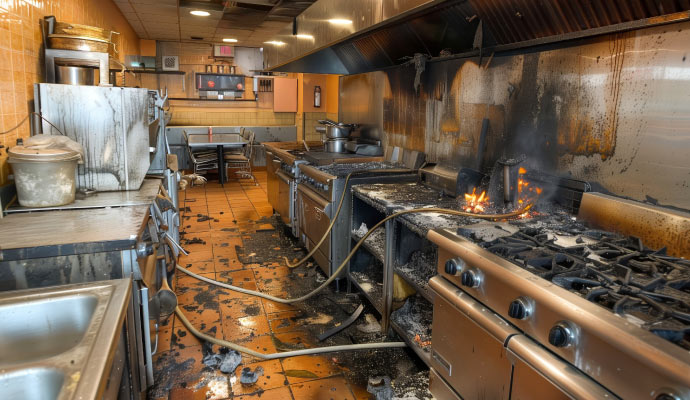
[{"left": 8, "top": 145, "right": 81, "bottom": 162}]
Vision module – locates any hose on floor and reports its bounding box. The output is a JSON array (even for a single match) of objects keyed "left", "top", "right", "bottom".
[
  {"left": 174, "top": 306, "right": 407, "bottom": 359},
  {"left": 176, "top": 204, "right": 532, "bottom": 304},
  {"left": 283, "top": 168, "right": 414, "bottom": 269}
]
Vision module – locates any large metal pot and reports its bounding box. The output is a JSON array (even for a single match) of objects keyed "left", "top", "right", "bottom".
[
  {"left": 55, "top": 66, "right": 96, "bottom": 85},
  {"left": 324, "top": 138, "right": 348, "bottom": 153}
]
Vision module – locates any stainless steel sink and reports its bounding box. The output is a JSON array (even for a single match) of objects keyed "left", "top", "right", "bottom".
[
  {"left": 0, "top": 279, "right": 131, "bottom": 400},
  {"left": 0, "top": 295, "right": 98, "bottom": 365},
  {"left": 0, "top": 368, "right": 64, "bottom": 400}
]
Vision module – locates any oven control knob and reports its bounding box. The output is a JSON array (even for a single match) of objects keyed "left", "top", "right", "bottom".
[
  {"left": 508, "top": 297, "right": 534, "bottom": 320},
  {"left": 460, "top": 269, "right": 482, "bottom": 288},
  {"left": 444, "top": 258, "right": 465, "bottom": 275},
  {"left": 549, "top": 321, "right": 577, "bottom": 348}
]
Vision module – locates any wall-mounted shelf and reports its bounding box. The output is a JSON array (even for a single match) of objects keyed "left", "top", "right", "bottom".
[{"left": 126, "top": 70, "right": 186, "bottom": 75}]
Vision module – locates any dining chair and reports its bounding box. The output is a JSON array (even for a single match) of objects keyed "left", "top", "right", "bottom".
[
  {"left": 224, "top": 130, "right": 258, "bottom": 185},
  {"left": 184, "top": 130, "right": 217, "bottom": 177}
]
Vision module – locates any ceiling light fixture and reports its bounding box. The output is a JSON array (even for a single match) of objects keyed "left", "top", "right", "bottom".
[
  {"left": 190, "top": 10, "right": 210, "bottom": 16},
  {"left": 328, "top": 18, "right": 352, "bottom": 25},
  {"left": 264, "top": 40, "right": 285, "bottom": 45},
  {"left": 295, "top": 34, "right": 314, "bottom": 40},
  {"left": 223, "top": 38, "right": 238, "bottom": 43}
]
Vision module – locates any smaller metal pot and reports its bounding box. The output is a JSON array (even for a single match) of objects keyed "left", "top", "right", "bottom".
[
  {"left": 326, "top": 125, "right": 352, "bottom": 139},
  {"left": 325, "top": 138, "right": 348, "bottom": 153}
]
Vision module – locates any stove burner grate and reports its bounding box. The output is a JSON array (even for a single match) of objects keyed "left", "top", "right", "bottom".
[{"left": 474, "top": 214, "right": 690, "bottom": 350}]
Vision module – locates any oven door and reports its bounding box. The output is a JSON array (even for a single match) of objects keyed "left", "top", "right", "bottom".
[
  {"left": 507, "top": 335, "right": 617, "bottom": 400},
  {"left": 276, "top": 170, "right": 292, "bottom": 226},
  {"left": 429, "top": 276, "right": 519, "bottom": 400},
  {"left": 296, "top": 183, "right": 331, "bottom": 275}
]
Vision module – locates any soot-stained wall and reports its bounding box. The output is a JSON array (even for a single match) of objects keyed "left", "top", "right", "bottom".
[{"left": 341, "top": 21, "right": 690, "bottom": 210}]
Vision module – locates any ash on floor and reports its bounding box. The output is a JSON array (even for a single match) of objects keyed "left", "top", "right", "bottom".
[
  {"left": 395, "top": 245, "right": 437, "bottom": 294},
  {"left": 391, "top": 295, "right": 433, "bottom": 353}
]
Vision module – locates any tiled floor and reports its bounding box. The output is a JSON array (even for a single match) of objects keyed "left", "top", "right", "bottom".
[{"left": 149, "top": 170, "right": 365, "bottom": 400}]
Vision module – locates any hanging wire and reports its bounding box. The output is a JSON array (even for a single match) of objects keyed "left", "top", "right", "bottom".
[{"left": 0, "top": 112, "right": 65, "bottom": 137}]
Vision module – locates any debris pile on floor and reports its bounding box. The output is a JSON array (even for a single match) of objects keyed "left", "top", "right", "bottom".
[{"left": 201, "top": 343, "right": 242, "bottom": 374}]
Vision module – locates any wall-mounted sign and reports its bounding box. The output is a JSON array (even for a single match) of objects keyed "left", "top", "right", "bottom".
[{"left": 214, "top": 45, "right": 234, "bottom": 58}]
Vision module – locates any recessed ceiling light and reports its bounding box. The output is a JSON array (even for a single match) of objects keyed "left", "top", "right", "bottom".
[
  {"left": 190, "top": 10, "right": 210, "bottom": 16},
  {"left": 328, "top": 18, "right": 352, "bottom": 25},
  {"left": 295, "top": 34, "right": 313, "bottom": 40},
  {"left": 223, "top": 38, "right": 238, "bottom": 43},
  {"left": 264, "top": 40, "right": 285, "bottom": 45}
]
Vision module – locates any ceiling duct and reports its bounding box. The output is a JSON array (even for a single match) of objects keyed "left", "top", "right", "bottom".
[{"left": 264, "top": 0, "right": 690, "bottom": 75}]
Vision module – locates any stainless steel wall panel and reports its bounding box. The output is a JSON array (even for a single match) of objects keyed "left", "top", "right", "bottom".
[
  {"left": 35, "top": 84, "right": 150, "bottom": 192},
  {"left": 341, "top": 20, "right": 690, "bottom": 210}
]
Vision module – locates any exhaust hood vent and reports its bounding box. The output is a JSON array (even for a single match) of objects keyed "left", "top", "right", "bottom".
[{"left": 264, "top": 0, "right": 690, "bottom": 75}]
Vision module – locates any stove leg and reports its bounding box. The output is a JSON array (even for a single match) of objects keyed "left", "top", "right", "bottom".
[
  {"left": 381, "top": 218, "right": 395, "bottom": 332},
  {"left": 217, "top": 145, "right": 225, "bottom": 186}
]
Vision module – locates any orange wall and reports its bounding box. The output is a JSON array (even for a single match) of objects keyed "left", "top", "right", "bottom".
[{"left": 0, "top": 0, "right": 139, "bottom": 152}]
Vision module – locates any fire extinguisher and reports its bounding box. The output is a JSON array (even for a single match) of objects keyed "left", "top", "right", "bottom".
[{"left": 314, "top": 85, "right": 321, "bottom": 108}]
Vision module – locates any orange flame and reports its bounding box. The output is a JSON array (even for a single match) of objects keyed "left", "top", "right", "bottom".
[
  {"left": 515, "top": 167, "right": 543, "bottom": 217},
  {"left": 464, "top": 187, "right": 489, "bottom": 213}
]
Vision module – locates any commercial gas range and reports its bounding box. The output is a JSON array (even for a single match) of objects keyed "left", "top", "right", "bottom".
[
  {"left": 266, "top": 144, "right": 387, "bottom": 238},
  {"left": 428, "top": 192, "right": 690, "bottom": 399},
  {"left": 297, "top": 162, "right": 418, "bottom": 277}
]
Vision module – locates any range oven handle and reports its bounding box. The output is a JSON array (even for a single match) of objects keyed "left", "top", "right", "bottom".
[
  {"left": 429, "top": 276, "right": 518, "bottom": 341},
  {"left": 297, "top": 182, "right": 331, "bottom": 210},
  {"left": 507, "top": 335, "right": 617, "bottom": 399},
  {"left": 276, "top": 170, "right": 291, "bottom": 184}
]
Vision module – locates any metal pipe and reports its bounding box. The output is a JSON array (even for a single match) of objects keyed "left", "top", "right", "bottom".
[
  {"left": 382, "top": 218, "right": 395, "bottom": 332},
  {"left": 503, "top": 164, "right": 511, "bottom": 204}
]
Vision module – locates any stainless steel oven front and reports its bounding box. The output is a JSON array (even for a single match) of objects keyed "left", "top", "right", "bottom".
[{"left": 429, "top": 276, "right": 616, "bottom": 400}]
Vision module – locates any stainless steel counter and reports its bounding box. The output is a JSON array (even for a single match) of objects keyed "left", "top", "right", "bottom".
[
  {"left": 4, "top": 179, "right": 162, "bottom": 214},
  {"left": 0, "top": 205, "right": 150, "bottom": 261}
]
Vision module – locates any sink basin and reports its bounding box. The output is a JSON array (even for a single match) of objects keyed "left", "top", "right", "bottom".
[
  {"left": 0, "top": 295, "right": 98, "bottom": 366},
  {"left": 0, "top": 368, "right": 64, "bottom": 400},
  {"left": 0, "top": 279, "right": 131, "bottom": 400}
]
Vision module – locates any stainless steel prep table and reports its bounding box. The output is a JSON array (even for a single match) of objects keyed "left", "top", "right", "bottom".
[
  {"left": 187, "top": 133, "right": 248, "bottom": 184},
  {"left": 3, "top": 179, "right": 161, "bottom": 214},
  {"left": 0, "top": 178, "right": 172, "bottom": 398}
]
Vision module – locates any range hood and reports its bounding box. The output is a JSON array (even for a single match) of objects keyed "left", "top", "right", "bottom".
[{"left": 264, "top": 0, "right": 690, "bottom": 75}]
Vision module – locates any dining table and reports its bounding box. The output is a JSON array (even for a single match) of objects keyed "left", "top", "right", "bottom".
[{"left": 187, "top": 133, "right": 248, "bottom": 185}]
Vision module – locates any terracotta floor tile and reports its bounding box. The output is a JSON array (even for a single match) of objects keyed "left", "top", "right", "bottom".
[
  {"left": 289, "top": 376, "right": 355, "bottom": 400},
  {"left": 179, "top": 249, "right": 214, "bottom": 264},
  {"left": 234, "top": 386, "right": 293, "bottom": 400},
  {"left": 216, "top": 270, "right": 258, "bottom": 299},
  {"left": 181, "top": 223, "right": 211, "bottom": 234},
  {"left": 180, "top": 259, "right": 215, "bottom": 274},
  {"left": 272, "top": 331, "right": 316, "bottom": 355},
  {"left": 214, "top": 258, "right": 245, "bottom": 273},
  {"left": 350, "top": 383, "right": 373, "bottom": 400},
  {"left": 261, "top": 298, "right": 298, "bottom": 315},
  {"left": 222, "top": 312, "right": 270, "bottom": 341},
  {"left": 170, "top": 320, "right": 205, "bottom": 350},
  {"left": 232, "top": 334, "right": 278, "bottom": 364},
  {"left": 220, "top": 295, "right": 262, "bottom": 316},
  {"left": 230, "top": 359, "right": 286, "bottom": 396},
  {"left": 268, "top": 310, "right": 305, "bottom": 334},
  {"left": 149, "top": 345, "right": 230, "bottom": 400},
  {"left": 233, "top": 210, "right": 260, "bottom": 221}
]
